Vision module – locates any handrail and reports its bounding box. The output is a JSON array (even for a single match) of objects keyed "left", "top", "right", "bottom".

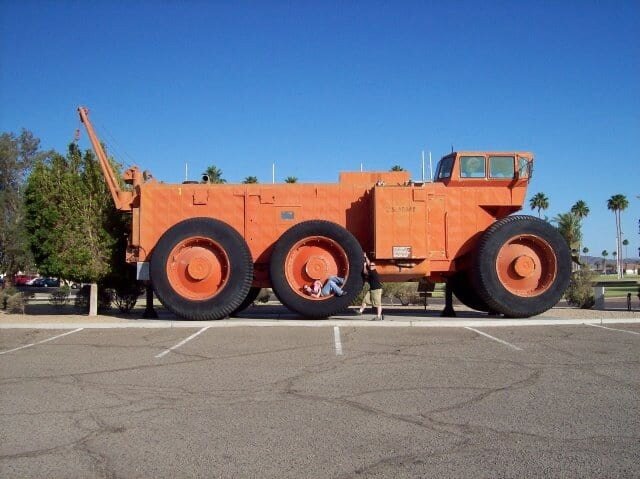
[{"left": 77, "top": 107, "right": 133, "bottom": 211}]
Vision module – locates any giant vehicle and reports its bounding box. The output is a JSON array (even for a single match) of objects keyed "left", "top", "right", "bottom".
[{"left": 78, "top": 107, "right": 570, "bottom": 320}]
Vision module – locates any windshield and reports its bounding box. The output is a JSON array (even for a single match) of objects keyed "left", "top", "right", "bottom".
[
  {"left": 435, "top": 157, "right": 454, "bottom": 180},
  {"left": 488, "top": 156, "right": 515, "bottom": 178},
  {"left": 460, "top": 156, "right": 486, "bottom": 178}
]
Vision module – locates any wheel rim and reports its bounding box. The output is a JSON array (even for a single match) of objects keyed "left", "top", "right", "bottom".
[
  {"left": 284, "top": 235, "right": 349, "bottom": 299},
  {"left": 495, "top": 234, "right": 557, "bottom": 297},
  {"left": 166, "top": 236, "right": 230, "bottom": 300}
]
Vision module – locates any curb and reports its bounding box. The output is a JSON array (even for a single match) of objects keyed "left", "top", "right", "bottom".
[{"left": 2, "top": 317, "right": 640, "bottom": 329}]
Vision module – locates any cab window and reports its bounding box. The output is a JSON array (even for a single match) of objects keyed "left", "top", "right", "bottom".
[
  {"left": 460, "top": 156, "right": 485, "bottom": 178},
  {"left": 489, "top": 156, "right": 514, "bottom": 178},
  {"left": 436, "top": 157, "right": 453, "bottom": 180}
]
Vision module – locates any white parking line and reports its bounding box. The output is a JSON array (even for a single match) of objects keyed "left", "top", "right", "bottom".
[
  {"left": 586, "top": 323, "right": 640, "bottom": 335},
  {"left": 155, "top": 326, "right": 211, "bottom": 358},
  {"left": 333, "top": 326, "right": 343, "bottom": 356},
  {"left": 0, "top": 328, "right": 84, "bottom": 355},
  {"left": 464, "top": 327, "right": 522, "bottom": 351}
]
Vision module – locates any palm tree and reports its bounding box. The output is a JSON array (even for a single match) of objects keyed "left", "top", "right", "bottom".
[
  {"left": 581, "top": 246, "right": 589, "bottom": 268},
  {"left": 612, "top": 251, "right": 618, "bottom": 274},
  {"left": 607, "top": 194, "right": 629, "bottom": 279},
  {"left": 602, "top": 250, "right": 608, "bottom": 274},
  {"left": 529, "top": 192, "right": 549, "bottom": 218},
  {"left": 284, "top": 176, "right": 298, "bottom": 184},
  {"left": 570, "top": 200, "right": 589, "bottom": 257},
  {"left": 554, "top": 212, "right": 582, "bottom": 268},
  {"left": 570, "top": 200, "right": 590, "bottom": 219},
  {"left": 390, "top": 165, "right": 405, "bottom": 171},
  {"left": 202, "top": 165, "right": 226, "bottom": 184},
  {"left": 622, "top": 239, "right": 629, "bottom": 273},
  {"left": 243, "top": 176, "right": 258, "bottom": 184}
]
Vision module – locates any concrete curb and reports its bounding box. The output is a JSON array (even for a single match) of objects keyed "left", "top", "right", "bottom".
[{"left": 2, "top": 317, "right": 640, "bottom": 329}]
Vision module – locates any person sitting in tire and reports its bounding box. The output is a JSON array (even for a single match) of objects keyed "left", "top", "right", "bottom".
[{"left": 303, "top": 276, "right": 346, "bottom": 297}]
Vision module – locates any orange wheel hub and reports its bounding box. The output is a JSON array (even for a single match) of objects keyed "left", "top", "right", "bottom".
[
  {"left": 285, "top": 236, "right": 349, "bottom": 299},
  {"left": 166, "top": 236, "right": 229, "bottom": 300},
  {"left": 495, "top": 234, "right": 557, "bottom": 297}
]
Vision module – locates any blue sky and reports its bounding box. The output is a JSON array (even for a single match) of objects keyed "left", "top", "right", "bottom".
[{"left": 1, "top": 1, "right": 639, "bottom": 260}]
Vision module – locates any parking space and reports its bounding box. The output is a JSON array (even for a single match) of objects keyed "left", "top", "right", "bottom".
[{"left": 1, "top": 320, "right": 639, "bottom": 478}]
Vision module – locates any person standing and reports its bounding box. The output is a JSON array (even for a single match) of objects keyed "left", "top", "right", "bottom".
[{"left": 358, "top": 253, "right": 383, "bottom": 320}]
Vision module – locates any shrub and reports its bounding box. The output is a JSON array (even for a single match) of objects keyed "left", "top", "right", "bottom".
[
  {"left": 49, "top": 285, "right": 71, "bottom": 307},
  {"left": 113, "top": 282, "right": 144, "bottom": 313},
  {"left": 383, "top": 282, "right": 420, "bottom": 305},
  {"left": 1, "top": 286, "right": 18, "bottom": 310},
  {"left": 6, "top": 293, "right": 26, "bottom": 313},
  {"left": 256, "top": 288, "right": 271, "bottom": 304},
  {"left": 565, "top": 267, "right": 596, "bottom": 309}
]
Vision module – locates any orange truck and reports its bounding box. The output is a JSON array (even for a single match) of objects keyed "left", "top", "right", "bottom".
[{"left": 78, "top": 107, "right": 570, "bottom": 320}]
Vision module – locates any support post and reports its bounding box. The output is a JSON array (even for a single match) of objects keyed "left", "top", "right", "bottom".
[
  {"left": 441, "top": 280, "right": 456, "bottom": 317},
  {"left": 142, "top": 283, "right": 158, "bottom": 318},
  {"left": 593, "top": 286, "right": 605, "bottom": 310},
  {"left": 89, "top": 282, "right": 98, "bottom": 317}
]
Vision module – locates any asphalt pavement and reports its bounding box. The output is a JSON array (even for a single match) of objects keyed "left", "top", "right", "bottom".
[{"left": 1, "top": 313, "right": 639, "bottom": 478}]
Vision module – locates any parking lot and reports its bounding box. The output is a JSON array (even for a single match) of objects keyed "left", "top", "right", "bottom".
[{"left": 1, "top": 311, "right": 639, "bottom": 478}]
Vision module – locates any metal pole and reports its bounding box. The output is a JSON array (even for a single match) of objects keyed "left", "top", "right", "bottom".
[{"left": 429, "top": 151, "right": 433, "bottom": 181}]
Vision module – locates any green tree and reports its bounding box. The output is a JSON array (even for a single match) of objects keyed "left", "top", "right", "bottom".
[
  {"left": 390, "top": 165, "right": 405, "bottom": 171},
  {"left": 243, "top": 176, "right": 258, "bottom": 184},
  {"left": 607, "top": 194, "right": 628, "bottom": 279},
  {"left": 203, "top": 165, "right": 226, "bottom": 184},
  {"left": 0, "top": 130, "right": 44, "bottom": 284},
  {"left": 601, "top": 250, "right": 608, "bottom": 274},
  {"left": 570, "top": 200, "right": 589, "bottom": 219},
  {"left": 569, "top": 200, "right": 589, "bottom": 257},
  {"left": 529, "top": 192, "right": 549, "bottom": 218},
  {"left": 553, "top": 212, "right": 582, "bottom": 267},
  {"left": 284, "top": 176, "right": 298, "bottom": 183},
  {"left": 24, "top": 144, "right": 129, "bottom": 289}
]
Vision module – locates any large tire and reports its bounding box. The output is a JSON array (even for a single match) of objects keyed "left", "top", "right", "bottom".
[
  {"left": 230, "top": 287, "right": 262, "bottom": 317},
  {"left": 472, "top": 215, "right": 571, "bottom": 318},
  {"left": 270, "top": 221, "right": 364, "bottom": 319},
  {"left": 449, "top": 271, "right": 491, "bottom": 312},
  {"left": 150, "top": 218, "right": 253, "bottom": 320}
]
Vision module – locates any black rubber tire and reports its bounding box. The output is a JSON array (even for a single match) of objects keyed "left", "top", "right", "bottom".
[
  {"left": 270, "top": 221, "right": 364, "bottom": 319},
  {"left": 150, "top": 218, "right": 253, "bottom": 320},
  {"left": 230, "top": 287, "right": 262, "bottom": 317},
  {"left": 472, "top": 215, "right": 571, "bottom": 318},
  {"left": 449, "top": 271, "right": 491, "bottom": 312}
]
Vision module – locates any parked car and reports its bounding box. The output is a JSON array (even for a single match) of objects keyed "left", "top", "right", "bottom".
[
  {"left": 28, "top": 277, "right": 60, "bottom": 287},
  {"left": 14, "top": 274, "right": 38, "bottom": 286},
  {"left": 43, "top": 278, "right": 60, "bottom": 287}
]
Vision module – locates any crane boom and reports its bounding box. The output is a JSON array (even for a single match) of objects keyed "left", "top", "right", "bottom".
[{"left": 77, "top": 106, "right": 134, "bottom": 211}]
